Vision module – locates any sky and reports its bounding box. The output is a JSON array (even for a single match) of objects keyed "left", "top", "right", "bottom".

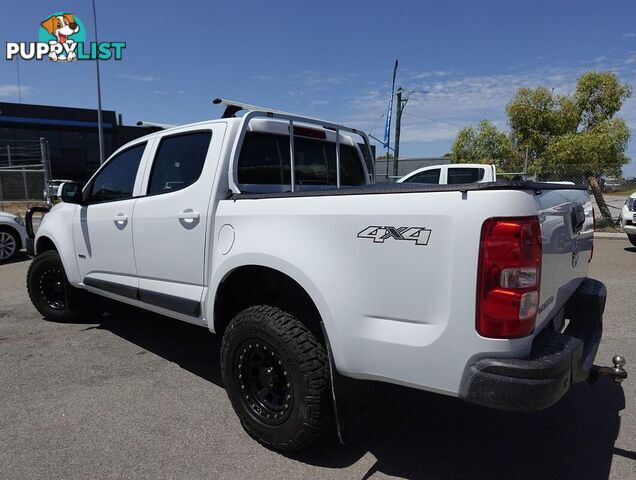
[{"left": 2, "top": 0, "right": 636, "bottom": 176}]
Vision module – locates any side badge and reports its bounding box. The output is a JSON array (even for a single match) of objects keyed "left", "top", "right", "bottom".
[{"left": 357, "top": 226, "right": 431, "bottom": 246}]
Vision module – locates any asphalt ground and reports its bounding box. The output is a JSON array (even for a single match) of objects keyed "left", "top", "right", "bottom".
[{"left": 1, "top": 238, "right": 634, "bottom": 480}]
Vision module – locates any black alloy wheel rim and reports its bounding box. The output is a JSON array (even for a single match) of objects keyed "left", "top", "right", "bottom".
[
  {"left": 235, "top": 340, "right": 294, "bottom": 426},
  {"left": 39, "top": 266, "right": 67, "bottom": 310}
]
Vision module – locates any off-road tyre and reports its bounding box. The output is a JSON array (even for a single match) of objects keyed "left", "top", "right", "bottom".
[
  {"left": 27, "top": 250, "right": 79, "bottom": 321},
  {"left": 221, "top": 305, "right": 332, "bottom": 452}
]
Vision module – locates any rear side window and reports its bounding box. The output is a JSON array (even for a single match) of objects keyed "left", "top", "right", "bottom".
[
  {"left": 404, "top": 168, "right": 440, "bottom": 184},
  {"left": 238, "top": 132, "right": 365, "bottom": 190},
  {"left": 447, "top": 167, "right": 485, "bottom": 184},
  {"left": 147, "top": 131, "right": 212, "bottom": 195},
  {"left": 238, "top": 132, "right": 290, "bottom": 185},
  {"left": 89, "top": 143, "right": 146, "bottom": 203}
]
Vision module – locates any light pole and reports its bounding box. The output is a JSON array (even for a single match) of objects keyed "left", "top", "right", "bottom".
[
  {"left": 16, "top": 57, "right": 22, "bottom": 104},
  {"left": 393, "top": 87, "right": 414, "bottom": 179},
  {"left": 92, "top": 0, "right": 105, "bottom": 165}
]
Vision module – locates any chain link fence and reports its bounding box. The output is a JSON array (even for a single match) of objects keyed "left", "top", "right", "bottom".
[{"left": 0, "top": 138, "right": 52, "bottom": 215}]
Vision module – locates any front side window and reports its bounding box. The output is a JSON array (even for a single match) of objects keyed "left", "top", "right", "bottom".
[
  {"left": 447, "top": 167, "right": 485, "bottom": 184},
  {"left": 88, "top": 142, "right": 146, "bottom": 203},
  {"left": 404, "top": 168, "right": 441, "bottom": 184},
  {"left": 147, "top": 131, "right": 212, "bottom": 195}
]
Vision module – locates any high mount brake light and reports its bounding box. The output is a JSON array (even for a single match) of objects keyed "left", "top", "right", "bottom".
[
  {"left": 292, "top": 126, "right": 327, "bottom": 139},
  {"left": 476, "top": 216, "right": 542, "bottom": 339}
]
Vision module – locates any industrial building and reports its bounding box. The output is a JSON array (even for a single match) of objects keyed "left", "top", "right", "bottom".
[{"left": 0, "top": 102, "right": 153, "bottom": 181}]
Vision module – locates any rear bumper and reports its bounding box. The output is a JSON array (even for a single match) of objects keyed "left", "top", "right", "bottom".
[{"left": 459, "top": 278, "right": 605, "bottom": 411}]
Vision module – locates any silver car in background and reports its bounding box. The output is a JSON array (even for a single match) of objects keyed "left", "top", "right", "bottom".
[{"left": 0, "top": 212, "right": 27, "bottom": 262}]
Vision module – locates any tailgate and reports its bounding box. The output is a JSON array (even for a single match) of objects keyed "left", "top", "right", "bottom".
[{"left": 534, "top": 188, "right": 594, "bottom": 330}]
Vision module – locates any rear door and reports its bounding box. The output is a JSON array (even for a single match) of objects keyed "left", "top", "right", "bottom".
[
  {"left": 132, "top": 125, "right": 226, "bottom": 317},
  {"left": 73, "top": 141, "right": 149, "bottom": 294}
]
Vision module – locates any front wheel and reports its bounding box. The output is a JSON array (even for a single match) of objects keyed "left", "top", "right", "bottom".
[
  {"left": 221, "top": 305, "right": 332, "bottom": 452},
  {"left": 629, "top": 234, "right": 636, "bottom": 247},
  {"left": 27, "top": 250, "right": 77, "bottom": 321}
]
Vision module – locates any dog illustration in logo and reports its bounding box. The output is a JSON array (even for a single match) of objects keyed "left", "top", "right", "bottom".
[{"left": 40, "top": 14, "right": 80, "bottom": 61}]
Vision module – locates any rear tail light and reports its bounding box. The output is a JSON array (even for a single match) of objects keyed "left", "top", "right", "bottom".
[{"left": 476, "top": 216, "right": 542, "bottom": 338}]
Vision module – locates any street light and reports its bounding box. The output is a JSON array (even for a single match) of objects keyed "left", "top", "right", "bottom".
[{"left": 91, "top": 0, "right": 105, "bottom": 165}]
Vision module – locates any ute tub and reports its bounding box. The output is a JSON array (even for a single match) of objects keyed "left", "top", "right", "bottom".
[
  {"left": 459, "top": 277, "right": 605, "bottom": 411},
  {"left": 232, "top": 180, "right": 588, "bottom": 199}
]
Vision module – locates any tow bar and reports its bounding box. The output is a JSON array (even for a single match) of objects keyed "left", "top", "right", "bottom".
[{"left": 589, "top": 355, "right": 627, "bottom": 384}]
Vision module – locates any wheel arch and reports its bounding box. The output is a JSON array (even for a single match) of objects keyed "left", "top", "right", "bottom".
[
  {"left": 211, "top": 261, "right": 334, "bottom": 351},
  {"left": 33, "top": 229, "right": 81, "bottom": 285},
  {"left": 35, "top": 235, "right": 57, "bottom": 254}
]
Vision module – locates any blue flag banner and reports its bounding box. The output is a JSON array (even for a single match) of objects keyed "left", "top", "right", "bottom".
[{"left": 383, "top": 59, "right": 398, "bottom": 149}]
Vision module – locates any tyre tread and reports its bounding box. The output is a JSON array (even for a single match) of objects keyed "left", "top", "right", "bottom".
[{"left": 221, "top": 305, "right": 332, "bottom": 452}]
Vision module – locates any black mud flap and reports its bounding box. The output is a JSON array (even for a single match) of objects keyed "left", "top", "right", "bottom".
[
  {"left": 322, "top": 324, "right": 376, "bottom": 444},
  {"left": 64, "top": 278, "right": 98, "bottom": 312}
]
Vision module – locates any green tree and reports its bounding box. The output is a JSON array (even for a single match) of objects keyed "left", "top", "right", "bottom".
[
  {"left": 516, "top": 72, "right": 631, "bottom": 220},
  {"left": 537, "top": 118, "right": 630, "bottom": 219},
  {"left": 453, "top": 71, "right": 632, "bottom": 221},
  {"left": 451, "top": 120, "right": 520, "bottom": 169},
  {"left": 507, "top": 86, "right": 579, "bottom": 159},
  {"left": 575, "top": 71, "right": 632, "bottom": 129}
]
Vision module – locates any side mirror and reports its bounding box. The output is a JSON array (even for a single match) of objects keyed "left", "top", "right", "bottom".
[{"left": 59, "top": 182, "right": 84, "bottom": 204}]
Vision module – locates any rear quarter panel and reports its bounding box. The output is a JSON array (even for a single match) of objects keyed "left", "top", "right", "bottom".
[{"left": 209, "top": 189, "right": 548, "bottom": 395}]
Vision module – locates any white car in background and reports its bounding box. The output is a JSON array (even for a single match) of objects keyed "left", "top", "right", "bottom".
[
  {"left": 619, "top": 192, "right": 636, "bottom": 246},
  {"left": 398, "top": 163, "right": 496, "bottom": 184},
  {"left": 0, "top": 212, "right": 27, "bottom": 262}
]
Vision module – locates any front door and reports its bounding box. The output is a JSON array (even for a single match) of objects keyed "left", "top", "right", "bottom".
[
  {"left": 132, "top": 127, "right": 224, "bottom": 317},
  {"left": 73, "top": 142, "right": 148, "bottom": 295}
]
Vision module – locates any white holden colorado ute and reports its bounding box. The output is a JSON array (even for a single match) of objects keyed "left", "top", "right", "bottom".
[{"left": 25, "top": 100, "right": 626, "bottom": 452}]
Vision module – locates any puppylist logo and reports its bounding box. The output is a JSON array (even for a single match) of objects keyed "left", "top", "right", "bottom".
[{"left": 5, "top": 12, "right": 125, "bottom": 62}]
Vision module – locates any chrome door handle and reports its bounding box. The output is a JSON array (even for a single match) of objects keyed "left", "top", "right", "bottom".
[
  {"left": 177, "top": 210, "right": 200, "bottom": 220},
  {"left": 113, "top": 213, "right": 128, "bottom": 224}
]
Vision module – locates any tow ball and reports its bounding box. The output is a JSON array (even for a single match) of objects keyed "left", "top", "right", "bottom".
[{"left": 589, "top": 355, "right": 627, "bottom": 385}]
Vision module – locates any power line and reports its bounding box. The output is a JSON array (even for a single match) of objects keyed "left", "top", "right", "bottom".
[{"left": 401, "top": 111, "right": 466, "bottom": 129}]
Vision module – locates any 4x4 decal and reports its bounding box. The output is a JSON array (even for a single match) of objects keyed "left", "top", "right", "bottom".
[{"left": 357, "top": 226, "right": 432, "bottom": 245}]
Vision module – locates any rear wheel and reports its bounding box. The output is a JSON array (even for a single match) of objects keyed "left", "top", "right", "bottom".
[
  {"left": 221, "top": 305, "right": 332, "bottom": 452},
  {"left": 629, "top": 234, "right": 636, "bottom": 247},
  {"left": 0, "top": 227, "right": 19, "bottom": 262},
  {"left": 27, "top": 250, "right": 78, "bottom": 321}
]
